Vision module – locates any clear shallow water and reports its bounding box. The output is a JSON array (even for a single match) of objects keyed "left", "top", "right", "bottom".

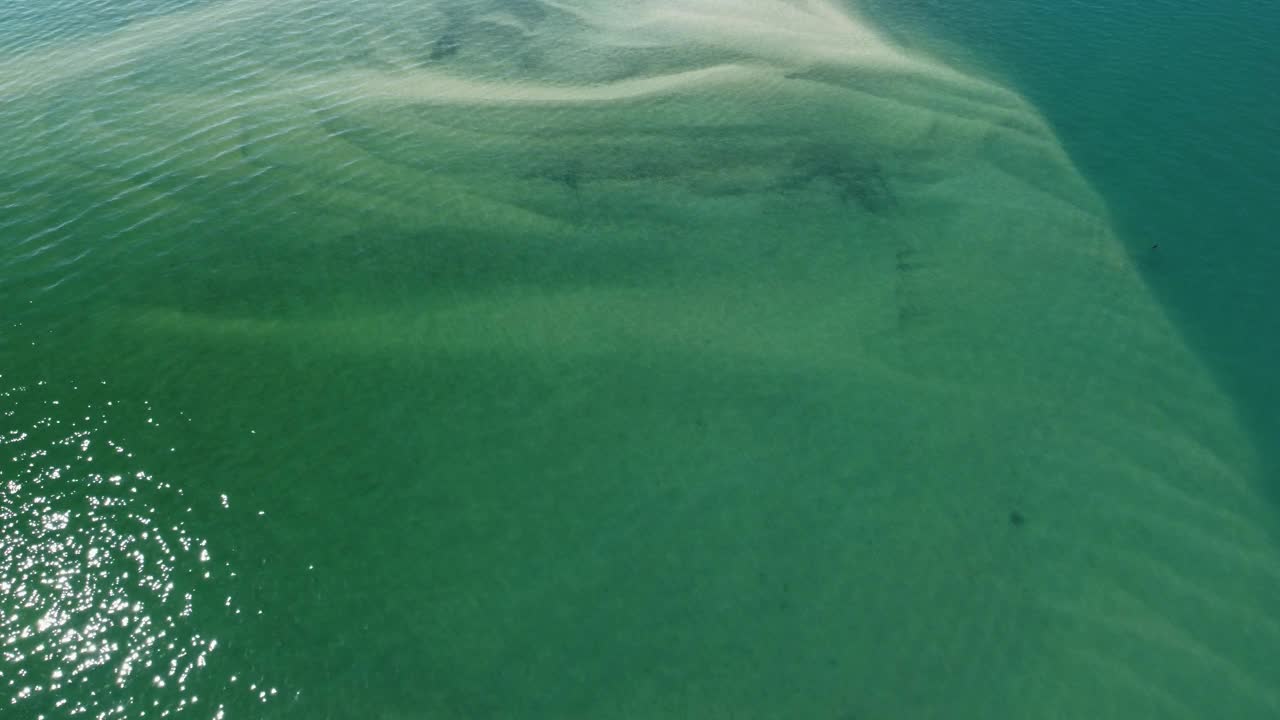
[{"left": 2, "top": 2, "right": 1278, "bottom": 718}]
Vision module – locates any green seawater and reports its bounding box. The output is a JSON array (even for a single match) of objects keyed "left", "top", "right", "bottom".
[
  {"left": 1, "top": 2, "right": 1277, "bottom": 718},
  {"left": 867, "top": 0, "right": 1280, "bottom": 502}
]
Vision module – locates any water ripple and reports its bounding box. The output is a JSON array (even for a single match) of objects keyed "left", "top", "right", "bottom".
[{"left": 0, "top": 379, "right": 276, "bottom": 719}]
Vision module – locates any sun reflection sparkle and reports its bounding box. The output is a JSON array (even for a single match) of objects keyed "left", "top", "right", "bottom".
[{"left": 1, "top": 379, "right": 276, "bottom": 719}]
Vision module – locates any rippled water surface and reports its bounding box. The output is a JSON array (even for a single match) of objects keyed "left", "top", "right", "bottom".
[{"left": 3, "top": 1, "right": 1278, "bottom": 718}]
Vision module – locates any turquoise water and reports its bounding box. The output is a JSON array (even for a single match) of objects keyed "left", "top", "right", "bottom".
[
  {"left": 2, "top": 2, "right": 1278, "bottom": 718},
  {"left": 869, "top": 0, "right": 1280, "bottom": 496}
]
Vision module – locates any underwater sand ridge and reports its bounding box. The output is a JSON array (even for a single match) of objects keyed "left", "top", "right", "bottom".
[{"left": 4, "top": 1, "right": 1279, "bottom": 717}]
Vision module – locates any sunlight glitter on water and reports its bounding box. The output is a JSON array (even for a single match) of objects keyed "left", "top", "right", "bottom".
[{"left": 0, "top": 379, "right": 270, "bottom": 719}]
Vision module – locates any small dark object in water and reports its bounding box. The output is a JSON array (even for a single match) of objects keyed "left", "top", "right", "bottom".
[
  {"left": 1151, "top": 243, "right": 1159, "bottom": 250},
  {"left": 1009, "top": 510, "right": 1025, "bottom": 527},
  {"left": 430, "top": 34, "right": 461, "bottom": 61},
  {"left": 560, "top": 167, "right": 580, "bottom": 192}
]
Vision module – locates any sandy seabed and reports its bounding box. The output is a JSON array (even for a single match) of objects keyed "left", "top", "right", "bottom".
[{"left": 2, "top": 1, "right": 1278, "bottom": 718}]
